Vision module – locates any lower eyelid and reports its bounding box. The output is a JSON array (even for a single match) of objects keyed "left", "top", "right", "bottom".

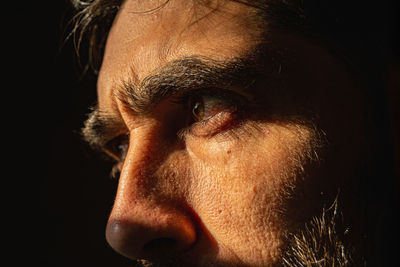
[{"left": 188, "top": 109, "right": 238, "bottom": 137}]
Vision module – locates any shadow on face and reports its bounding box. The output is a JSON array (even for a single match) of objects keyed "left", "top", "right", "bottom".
[{"left": 74, "top": 0, "right": 398, "bottom": 266}]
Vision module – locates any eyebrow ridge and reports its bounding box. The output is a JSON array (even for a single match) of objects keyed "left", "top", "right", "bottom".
[
  {"left": 116, "top": 55, "right": 258, "bottom": 114},
  {"left": 82, "top": 54, "right": 263, "bottom": 149}
]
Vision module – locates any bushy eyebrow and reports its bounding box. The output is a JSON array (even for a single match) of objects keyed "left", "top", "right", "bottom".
[
  {"left": 116, "top": 55, "right": 259, "bottom": 114},
  {"left": 81, "top": 107, "right": 126, "bottom": 150},
  {"left": 82, "top": 55, "right": 263, "bottom": 149}
]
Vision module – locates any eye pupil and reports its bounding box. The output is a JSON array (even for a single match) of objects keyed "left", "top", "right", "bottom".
[
  {"left": 192, "top": 100, "right": 204, "bottom": 121},
  {"left": 105, "top": 134, "right": 129, "bottom": 162}
]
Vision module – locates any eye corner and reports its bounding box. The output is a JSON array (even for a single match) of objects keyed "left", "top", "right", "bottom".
[{"left": 103, "top": 133, "right": 130, "bottom": 162}]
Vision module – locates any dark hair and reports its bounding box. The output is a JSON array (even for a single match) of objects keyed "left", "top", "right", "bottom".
[
  {"left": 68, "top": 0, "right": 398, "bottom": 265},
  {"left": 69, "top": 0, "right": 397, "bottom": 76},
  {"left": 68, "top": 0, "right": 310, "bottom": 72},
  {"left": 69, "top": 0, "right": 122, "bottom": 72}
]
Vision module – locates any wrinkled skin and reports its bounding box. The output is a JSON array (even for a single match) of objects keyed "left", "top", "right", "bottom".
[{"left": 89, "top": 0, "right": 366, "bottom": 265}]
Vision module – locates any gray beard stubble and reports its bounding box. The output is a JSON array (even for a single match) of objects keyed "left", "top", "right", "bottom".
[{"left": 130, "top": 198, "right": 363, "bottom": 267}]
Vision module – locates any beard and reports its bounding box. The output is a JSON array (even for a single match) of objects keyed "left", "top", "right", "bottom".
[
  {"left": 281, "top": 197, "right": 365, "bottom": 267},
  {"left": 130, "top": 198, "right": 363, "bottom": 267}
]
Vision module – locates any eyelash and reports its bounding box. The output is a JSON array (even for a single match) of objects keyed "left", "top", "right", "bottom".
[
  {"left": 177, "top": 88, "right": 247, "bottom": 136},
  {"left": 103, "top": 88, "right": 247, "bottom": 175},
  {"left": 103, "top": 133, "right": 130, "bottom": 177}
]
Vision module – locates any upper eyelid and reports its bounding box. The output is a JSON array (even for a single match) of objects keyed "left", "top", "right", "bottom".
[
  {"left": 83, "top": 87, "right": 245, "bottom": 133},
  {"left": 115, "top": 55, "right": 258, "bottom": 115},
  {"left": 176, "top": 89, "right": 247, "bottom": 139},
  {"left": 171, "top": 87, "right": 250, "bottom": 106},
  {"left": 83, "top": 87, "right": 248, "bottom": 148},
  {"left": 103, "top": 133, "right": 130, "bottom": 158}
]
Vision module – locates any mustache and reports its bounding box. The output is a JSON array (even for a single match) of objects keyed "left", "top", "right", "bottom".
[{"left": 131, "top": 197, "right": 362, "bottom": 267}]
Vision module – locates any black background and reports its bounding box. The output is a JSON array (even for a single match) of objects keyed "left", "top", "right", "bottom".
[
  {"left": 30, "top": 1, "right": 131, "bottom": 266},
  {"left": 25, "top": 0, "right": 399, "bottom": 266}
]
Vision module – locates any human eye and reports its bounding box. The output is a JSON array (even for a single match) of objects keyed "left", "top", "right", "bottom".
[
  {"left": 179, "top": 88, "right": 247, "bottom": 137},
  {"left": 102, "top": 133, "right": 130, "bottom": 175}
]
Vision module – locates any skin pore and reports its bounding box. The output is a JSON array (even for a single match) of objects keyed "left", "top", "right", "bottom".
[{"left": 82, "top": 0, "right": 366, "bottom": 266}]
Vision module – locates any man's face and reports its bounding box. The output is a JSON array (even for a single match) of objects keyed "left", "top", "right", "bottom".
[{"left": 85, "top": 0, "right": 365, "bottom": 265}]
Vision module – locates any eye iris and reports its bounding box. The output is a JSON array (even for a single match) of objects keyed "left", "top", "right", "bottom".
[
  {"left": 192, "top": 100, "right": 204, "bottom": 121},
  {"left": 116, "top": 138, "right": 129, "bottom": 161},
  {"left": 105, "top": 134, "right": 129, "bottom": 162}
]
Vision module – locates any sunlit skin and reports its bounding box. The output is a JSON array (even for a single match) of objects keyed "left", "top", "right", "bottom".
[{"left": 89, "top": 0, "right": 366, "bottom": 265}]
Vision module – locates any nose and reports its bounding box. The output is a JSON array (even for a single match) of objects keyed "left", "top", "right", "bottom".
[
  {"left": 106, "top": 206, "right": 197, "bottom": 260},
  {"left": 105, "top": 124, "right": 197, "bottom": 261}
]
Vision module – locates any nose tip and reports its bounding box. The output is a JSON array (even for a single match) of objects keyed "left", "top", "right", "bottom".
[{"left": 106, "top": 214, "right": 197, "bottom": 261}]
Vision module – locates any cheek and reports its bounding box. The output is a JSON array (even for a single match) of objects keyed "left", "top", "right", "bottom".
[
  {"left": 185, "top": 122, "right": 315, "bottom": 198},
  {"left": 184, "top": 122, "right": 318, "bottom": 261}
]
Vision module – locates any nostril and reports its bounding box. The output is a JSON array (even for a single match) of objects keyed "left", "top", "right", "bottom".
[
  {"left": 143, "top": 238, "right": 177, "bottom": 252},
  {"left": 106, "top": 203, "right": 198, "bottom": 261},
  {"left": 106, "top": 216, "right": 197, "bottom": 260}
]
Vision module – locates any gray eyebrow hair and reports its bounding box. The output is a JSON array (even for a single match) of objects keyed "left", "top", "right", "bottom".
[
  {"left": 82, "top": 55, "right": 262, "bottom": 149},
  {"left": 116, "top": 55, "right": 259, "bottom": 114},
  {"left": 81, "top": 107, "right": 127, "bottom": 150}
]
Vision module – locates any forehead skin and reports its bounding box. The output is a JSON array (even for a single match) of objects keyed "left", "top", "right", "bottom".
[
  {"left": 96, "top": 0, "right": 365, "bottom": 266},
  {"left": 98, "top": 0, "right": 263, "bottom": 111}
]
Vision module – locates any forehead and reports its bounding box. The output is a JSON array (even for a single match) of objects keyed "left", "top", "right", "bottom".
[{"left": 97, "top": 0, "right": 263, "bottom": 110}]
